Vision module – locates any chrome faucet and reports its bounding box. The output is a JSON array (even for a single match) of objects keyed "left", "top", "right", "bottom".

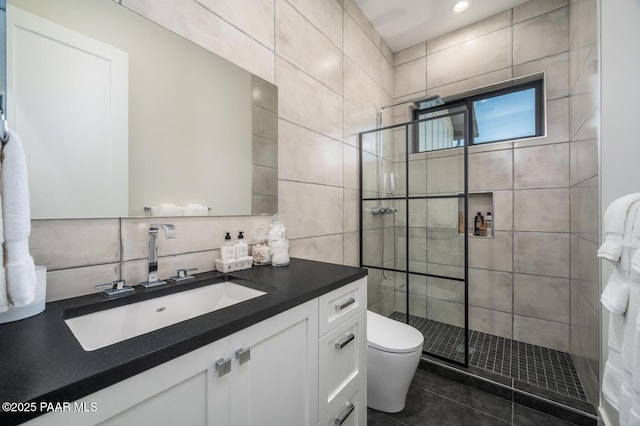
[{"left": 140, "top": 224, "right": 176, "bottom": 288}]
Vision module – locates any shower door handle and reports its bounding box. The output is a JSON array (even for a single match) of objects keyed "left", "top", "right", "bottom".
[{"left": 335, "top": 297, "right": 355, "bottom": 311}]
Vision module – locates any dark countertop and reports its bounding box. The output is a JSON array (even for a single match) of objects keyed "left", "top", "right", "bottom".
[{"left": 0, "top": 258, "right": 367, "bottom": 425}]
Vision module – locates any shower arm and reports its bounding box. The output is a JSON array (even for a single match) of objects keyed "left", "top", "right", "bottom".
[{"left": 376, "top": 95, "right": 444, "bottom": 128}]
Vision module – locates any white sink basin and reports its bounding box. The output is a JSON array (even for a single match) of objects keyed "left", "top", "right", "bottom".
[{"left": 65, "top": 281, "right": 266, "bottom": 351}]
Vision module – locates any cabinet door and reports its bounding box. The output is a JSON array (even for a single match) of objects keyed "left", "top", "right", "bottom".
[{"left": 229, "top": 299, "right": 319, "bottom": 426}]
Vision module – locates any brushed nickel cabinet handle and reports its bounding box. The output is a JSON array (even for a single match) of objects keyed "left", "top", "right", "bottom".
[
  {"left": 335, "top": 333, "right": 355, "bottom": 350},
  {"left": 335, "top": 297, "right": 355, "bottom": 311}
]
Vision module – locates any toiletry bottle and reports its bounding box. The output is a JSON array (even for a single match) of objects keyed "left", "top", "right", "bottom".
[
  {"left": 220, "top": 232, "right": 236, "bottom": 261},
  {"left": 474, "top": 212, "right": 484, "bottom": 236},
  {"left": 235, "top": 231, "right": 248, "bottom": 258},
  {"left": 485, "top": 212, "right": 493, "bottom": 237}
]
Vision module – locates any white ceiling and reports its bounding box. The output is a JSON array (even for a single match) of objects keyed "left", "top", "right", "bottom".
[{"left": 354, "top": 0, "right": 531, "bottom": 52}]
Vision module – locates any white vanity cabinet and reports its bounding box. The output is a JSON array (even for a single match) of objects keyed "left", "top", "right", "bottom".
[
  {"left": 25, "top": 299, "right": 318, "bottom": 426},
  {"left": 317, "top": 277, "right": 367, "bottom": 426}
]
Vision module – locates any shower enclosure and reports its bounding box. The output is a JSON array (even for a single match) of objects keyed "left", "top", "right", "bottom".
[
  {"left": 360, "top": 108, "right": 470, "bottom": 367},
  {"left": 359, "top": 103, "right": 593, "bottom": 416}
]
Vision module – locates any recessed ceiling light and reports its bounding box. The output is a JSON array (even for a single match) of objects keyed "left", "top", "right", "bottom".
[{"left": 453, "top": 1, "right": 469, "bottom": 13}]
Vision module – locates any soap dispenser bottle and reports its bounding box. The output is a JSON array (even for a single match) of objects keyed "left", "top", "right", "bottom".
[
  {"left": 220, "top": 232, "right": 236, "bottom": 261},
  {"left": 485, "top": 212, "right": 493, "bottom": 237},
  {"left": 235, "top": 231, "right": 248, "bottom": 258}
]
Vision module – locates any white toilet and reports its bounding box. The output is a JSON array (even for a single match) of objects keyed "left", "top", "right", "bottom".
[{"left": 366, "top": 310, "right": 424, "bottom": 413}]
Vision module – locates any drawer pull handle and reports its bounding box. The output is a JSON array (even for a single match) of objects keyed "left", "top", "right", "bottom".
[
  {"left": 235, "top": 347, "right": 251, "bottom": 365},
  {"left": 335, "top": 297, "right": 355, "bottom": 311},
  {"left": 335, "top": 333, "right": 355, "bottom": 350},
  {"left": 215, "top": 357, "right": 231, "bottom": 377},
  {"left": 334, "top": 403, "right": 355, "bottom": 425}
]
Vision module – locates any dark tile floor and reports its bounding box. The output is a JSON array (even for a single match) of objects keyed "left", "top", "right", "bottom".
[
  {"left": 367, "top": 369, "right": 581, "bottom": 425},
  {"left": 389, "top": 312, "right": 587, "bottom": 402}
]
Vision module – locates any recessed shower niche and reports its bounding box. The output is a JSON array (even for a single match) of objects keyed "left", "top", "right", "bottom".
[{"left": 458, "top": 192, "right": 494, "bottom": 238}]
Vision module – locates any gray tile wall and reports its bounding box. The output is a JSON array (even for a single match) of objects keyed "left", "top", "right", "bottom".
[
  {"left": 389, "top": 0, "right": 586, "bottom": 353},
  {"left": 31, "top": 0, "right": 392, "bottom": 302}
]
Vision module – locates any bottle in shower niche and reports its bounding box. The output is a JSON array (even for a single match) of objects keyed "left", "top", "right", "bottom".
[
  {"left": 220, "top": 232, "right": 236, "bottom": 261},
  {"left": 474, "top": 212, "right": 484, "bottom": 236},
  {"left": 235, "top": 231, "right": 248, "bottom": 258},
  {"left": 485, "top": 212, "right": 493, "bottom": 237}
]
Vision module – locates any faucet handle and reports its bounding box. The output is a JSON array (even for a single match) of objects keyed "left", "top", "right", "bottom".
[
  {"left": 95, "top": 279, "right": 126, "bottom": 290},
  {"left": 177, "top": 268, "right": 197, "bottom": 278},
  {"left": 95, "top": 280, "right": 134, "bottom": 297}
]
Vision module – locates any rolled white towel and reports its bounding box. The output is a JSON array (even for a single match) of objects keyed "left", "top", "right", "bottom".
[
  {"left": 183, "top": 204, "right": 206, "bottom": 216},
  {"left": 599, "top": 194, "right": 640, "bottom": 263},
  {"left": 602, "top": 271, "right": 631, "bottom": 315},
  {"left": 1, "top": 130, "right": 36, "bottom": 307},
  {"left": 151, "top": 203, "right": 178, "bottom": 216}
]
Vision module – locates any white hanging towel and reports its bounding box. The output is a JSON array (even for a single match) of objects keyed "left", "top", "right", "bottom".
[
  {"left": 599, "top": 193, "right": 640, "bottom": 263},
  {"left": 1, "top": 130, "right": 36, "bottom": 307},
  {"left": 602, "top": 271, "right": 631, "bottom": 316}
]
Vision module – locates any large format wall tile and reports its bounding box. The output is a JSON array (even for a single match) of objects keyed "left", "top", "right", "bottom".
[
  {"left": 514, "top": 314, "right": 569, "bottom": 352},
  {"left": 513, "top": 52, "right": 569, "bottom": 100},
  {"left": 513, "top": 0, "right": 568, "bottom": 24},
  {"left": 394, "top": 58, "right": 426, "bottom": 98},
  {"left": 514, "top": 273, "right": 570, "bottom": 323},
  {"left": 122, "top": 0, "right": 275, "bottom": 82},
  {"left": 427, "top": 28, "right": 512, "bottom": 89},
  {"left": 290, "top": 234, "right": 344, "bottom": 265},
  {"left": 47, "top": 264, "right": 120, "bottom": 302},
  {"left": 513, "top": 6, "right": 569, "bottom": 65},
  {"left": 279, "top": 180, "right": 344, "bottom": 239},
  {"left": 468, "top": 268, "right": 513, "bottom": 312},
  {"left": 197, "top": 0, "right": 275, "bottom": 49},
  {"left": 514, "top": 232, "right": 570, "bottom": 278},
  {"left": 285, "top": 0, "right": 343, "bottom": 47},
  {"left": 276, "top": 57, "right": 343, "bottom": 139},
  {"left": 469, "top": 306, "right": 513, "bottom": 339},
  {"left": 427, "top": 10, "right": 512, "bottom": 55},
  {"left": 514, "top": 188, "right": 570, "bottom": 232},
  {"left": 344, "top": 12, "right": 381, "bottom": 84},
  {"left": 276, "top": 0, "right": 343, "bottom": 94},
  {"left": 344, "top": 57, "right": 381, "bottom": 116},
  {"left": 278, "top": 120, "right": 344, "bottom": 187},
  {"left": 468, "top": 231, "right": 513, "bottom": 272},
  {"left": 31, "top": 219, "right": 120, "bottom": 270},
  {"left": 394, "top": 43, "right": 426, "bottom": 66},
  {"left": 513, "top": 143, "right": 569, "bottom": 188},
  {"left": 468, "top": 148, "right": 513, "bottom": 191}
]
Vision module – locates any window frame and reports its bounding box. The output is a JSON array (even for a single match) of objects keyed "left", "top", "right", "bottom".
[{"left": 412, "top": 79, "right": 544, "bottom": 151}]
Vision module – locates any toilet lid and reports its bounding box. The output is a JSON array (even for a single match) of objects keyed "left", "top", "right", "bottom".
[{"left": 367, "top": 310, "right": 424, "bottom": 354}]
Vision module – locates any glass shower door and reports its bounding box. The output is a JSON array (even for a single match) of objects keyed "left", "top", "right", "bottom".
[{"left": 360, "top": 109, "right": 469, "bottom": 366}]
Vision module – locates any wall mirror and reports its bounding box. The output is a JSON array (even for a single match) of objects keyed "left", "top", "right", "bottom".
[{"left": 5, "top": 0, "right": 278, "bottom": 219}]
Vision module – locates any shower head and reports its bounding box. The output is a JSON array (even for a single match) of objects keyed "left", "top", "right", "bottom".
[{"left": 412, "top": 95, "right": 444, "bottom": 109}]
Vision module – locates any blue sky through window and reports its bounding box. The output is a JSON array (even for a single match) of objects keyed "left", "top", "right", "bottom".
[{"left": 473, "top": 88, "right": 536, "bottom": 144}]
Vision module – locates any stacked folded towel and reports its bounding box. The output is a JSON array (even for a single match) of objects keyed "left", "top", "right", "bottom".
[{"left": 0, "top": 130, "right": 37, "bottom": 313}]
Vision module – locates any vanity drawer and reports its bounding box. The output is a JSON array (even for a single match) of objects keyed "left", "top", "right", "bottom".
[
  {"left": 318, "top": 310, "right": 366, "bottom": 419},
  {"left": 319, "top": 277, "right": 366, "bottom": 336},
  {"left": 318, "top": 380, "right": 365, "bottom": 426}
]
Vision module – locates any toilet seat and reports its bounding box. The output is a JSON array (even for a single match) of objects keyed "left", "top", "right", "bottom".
[{"left": 367, "top": 310, "right": 424, "bottom": 354}]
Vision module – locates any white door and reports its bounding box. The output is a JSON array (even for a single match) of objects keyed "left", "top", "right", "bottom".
[
  {"left": 229, "top": 300, "right": 319, "bottom": 426},
  {"left": 7, "top": 5, "right": 128, "bottom": 218}
]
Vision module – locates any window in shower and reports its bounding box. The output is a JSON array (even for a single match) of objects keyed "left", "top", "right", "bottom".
[{"left": 413, "top": 79, "right": 544, "bottom": 151}]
